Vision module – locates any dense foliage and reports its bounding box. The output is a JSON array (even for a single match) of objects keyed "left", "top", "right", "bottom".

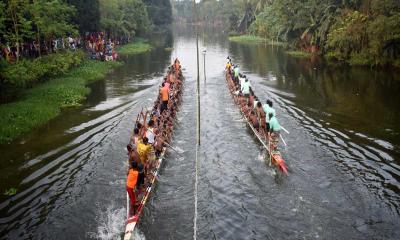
[
  {"left": 0, "top": 60, "right": 121, "bottom": 144},
  {"left": 144, "top": 0, "right": 173, "bottom": 26},
  {"left": 248, "top": 0, "right": 400, "bottom": 67},
  {"left": 0, "top": 51, "right": 84, "bottom": 101},
  {"left": 175, "top": 0, "right": 400, "bottom": 67},
  {"left": 2, "top": 51, "right": 84, "bottom": 88},
  {"left": 0, "top": 0, "right": 77, "bottom": 61},
  {"left": 0, "top": 0, "right": 172, "bottom": 100},
  {"left": 99, "top": 0, "right": 151, "bottom": 40},
  {"left": 65, "top": 0, "right": 101, "bottom": 33},
  {"left": 0, "top": 0, "right": 172, "bottom": 56}
]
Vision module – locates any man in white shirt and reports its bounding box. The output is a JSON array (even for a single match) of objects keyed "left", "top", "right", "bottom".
[{"left": 239, "top": 74, "right": 246, "bottom": 89}]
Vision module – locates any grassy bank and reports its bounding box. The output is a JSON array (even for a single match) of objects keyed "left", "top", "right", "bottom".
[
  {"left": 117, "top": 39, "right": 152, "bottom": 56},
  {"left": 228, "top": 35, "right": 285, "bottom": 46},
  {"left": 229, "top": 35, "right": 266, "bottom": 44},
  {"left": 0, "top": 51, "right": 85, "bottom": 102},
  {"left": 0, "top": 60, "right": 122, "bottom": 144},
  {"left": 0, "top": 39, "right": 154, "bottom": 144},
  {"left": 286, "top": 51, "right": 313, "bottom": 58}
]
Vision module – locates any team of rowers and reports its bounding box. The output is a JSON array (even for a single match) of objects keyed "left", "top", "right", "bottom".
[
  {"left": 125, "top": 59, "right": 183, "bottom": 216},
  {"left": 225, "top": 58, "right": 282, "bottom": 155}
]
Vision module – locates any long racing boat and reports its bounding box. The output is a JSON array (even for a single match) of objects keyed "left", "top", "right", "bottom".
[
  {"left": 224, "top": 67, "right": 288, "bottom": 175},
  {"left": 124, "top": 60, "right": 184, "bottom": 239}
]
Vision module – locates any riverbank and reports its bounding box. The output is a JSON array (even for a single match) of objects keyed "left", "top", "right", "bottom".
[
  {"left": 117, "top": 39, "right": 152, "bottom": 56},
  {"left": 229, "top": 35, "right": 312, "bottom": 58},
  {"left": 229, "top": 35, "right": 400, "bottom": 67},
  {"left": 286, "top": 51, "right": 313, "bottom": 58},
  {"left": 228, "top": 35, "right": 284, "bottom": 46},
  {"left": 0, "top": 40, "right": 152, "bottom": 144}
]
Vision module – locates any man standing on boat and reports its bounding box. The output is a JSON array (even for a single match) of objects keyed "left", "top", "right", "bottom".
[
  {"left": 160, "top": 82, "right": 169, "bottom": 114},
  {"left": 233, "top": 65, "right": 240, "bottom": 86},
  {"left": 263, "top": 100, "right": 276, "bottom": 132},
  {"left": 241, "top": 78, "right": 251, "bottom": 99},
  {"left": 239, "top": 74, "right": 246, "bottom": 89},
  {"left": 268, "top": 112, "right": 281, "bottom": 152},
  {"left": 126, "top": 161, "right": 139, "bottom": 216}
]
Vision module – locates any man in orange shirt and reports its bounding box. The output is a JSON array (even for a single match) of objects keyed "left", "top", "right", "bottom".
[
  {"left": 126, "top": 161, "right": 139, "bottom": 216},
  {"left": 160, "top": 82, "right": 169, "bottom": 113}
]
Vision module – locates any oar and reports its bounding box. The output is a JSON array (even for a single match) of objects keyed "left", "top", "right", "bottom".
[
  {"left": 281, "top": 126, "right": 290, "bottom": 134},
  {"left": 163, "top": 141, "right": 183, "bottom": 156},
  {"left": 280, "top": 134, "right": 287, "bottom": 147},
  {"left": 135, "top": 107, "right": 144, "bottom": 126}
]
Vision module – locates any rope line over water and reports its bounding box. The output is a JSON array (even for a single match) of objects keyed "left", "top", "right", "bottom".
[
  {"left": 193, "top": 144, "right": 199, "bottom": 240},
  {"left": 193, "top": 30, "right": 200, "bottom": 240}
]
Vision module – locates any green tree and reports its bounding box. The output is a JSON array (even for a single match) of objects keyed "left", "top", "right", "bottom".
[
  {"left": 0, "top": 2, "right": 6, "bottom": 41},
  {"left": 31, "top": 0, "right": 77, "bottom": 55},
  {"left": 6, "top": 0, "right": 33, "bottom": 61},
  {"left": 144, "top": 0, "right": 172, "bottom": 26},
  {"left": 99, "top": 0, "right": 151, "bottom": 40},
  {"left": 64, "top": 0, "right": 100, "bottom": 34}
]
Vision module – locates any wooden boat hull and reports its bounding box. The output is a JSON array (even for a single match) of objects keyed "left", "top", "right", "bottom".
[{"left": 124, "top": 147, "right": 165, "bottom": 239}]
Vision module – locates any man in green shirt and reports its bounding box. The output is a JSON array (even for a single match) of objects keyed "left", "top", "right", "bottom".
[
  {"left": 268, "top": 112, "right": 281, "bottom": 152},
  {"left": 233, "top": 65, "right": 240, "bottom": 85},
  {"left": 268, "top": 114, "right": 281, "bottom": 132},
  {"left": 263, "top": 100, "right": 276, "bottom": 131}
]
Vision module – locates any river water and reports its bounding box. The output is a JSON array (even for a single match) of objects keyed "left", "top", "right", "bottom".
[{"left": 1, "top": 26, "right": 399, "bottom": 239}]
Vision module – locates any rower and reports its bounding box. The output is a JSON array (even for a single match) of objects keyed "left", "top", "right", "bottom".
[
  {"left": 174, "top": 58, "right": 181, "bottom": 73},
  {"left": 248, "top": 92, "right": 255, "bottom": 108},
  {"left": 129, "top": 145, "right": 140, "bottom": 164},
  {"left": 250, "top": 110, "right": 259, "bottom": 130},
  {"left": 137, "top": 163, "right": 145, "bottom": 195},
  {"left": 253, "top": 96, "right": 259, "bottom": 109},
  {"left": 263, "top": 99, "right": 276, "bottom": 132},
  {"left": 268, "top": 112, "right": 281, "bottom": 151},
  {"left": 256, "top": 102, "right": 266, "bottom": 135},
  {"left": 129, "top": 128, "right": 140, "bottom": 149},
  {"left": 137, "top": 137, "right": 151, "bottom": 167},
  {"left": 154, "top": 134, "right": 165, "bottom": 157},
  {"left": 146, "top": 120, "right": 156, "bottom": 145}
]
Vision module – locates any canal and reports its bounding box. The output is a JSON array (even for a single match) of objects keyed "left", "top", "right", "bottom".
[{"left": 1, "top": 26, "right": 399, "bottom": 239}]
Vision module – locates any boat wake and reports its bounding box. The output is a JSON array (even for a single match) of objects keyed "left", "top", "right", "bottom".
[{"left": 87, "top": 203, "right": 126, "bottom": 240}]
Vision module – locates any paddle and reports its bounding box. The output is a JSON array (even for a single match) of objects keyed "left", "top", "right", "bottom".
[
  {"left": 280, "top": 134, "right": 287, "bottom": 147},
  {"left": 163, "top": 141, "right": 184, "bottom": 156},
  {"left": 281, "top": 126, "right": 290, "bottom": 134}
]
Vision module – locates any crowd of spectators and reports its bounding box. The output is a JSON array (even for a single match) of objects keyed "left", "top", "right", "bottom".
[{"left": 1, "top": 32, "right": 122, "bottom": 63}]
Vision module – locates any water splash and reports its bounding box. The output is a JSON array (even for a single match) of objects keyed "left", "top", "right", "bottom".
[
  {"left": 132, "top": 229, "right": 146, "bottom": 240},
  {"left": 87, "top": 203, "right": 126, "bottom": 240}
]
